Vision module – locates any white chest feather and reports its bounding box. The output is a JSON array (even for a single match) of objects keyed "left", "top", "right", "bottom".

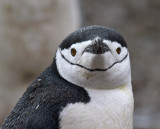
[{"left": 60, "top": 84, "right": 134, "bottom": 129}]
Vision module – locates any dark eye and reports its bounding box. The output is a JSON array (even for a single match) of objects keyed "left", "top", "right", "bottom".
[
  {"left": 71, "top": 48, "right": 77, "bottom": 56},
  {"left": 116, "top": 47, "right": 121, "bottom": 54}
]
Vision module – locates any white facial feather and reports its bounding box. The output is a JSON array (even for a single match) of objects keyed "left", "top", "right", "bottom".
[{"left": 56, "top": 40, "right": 131, "bottom": 89}]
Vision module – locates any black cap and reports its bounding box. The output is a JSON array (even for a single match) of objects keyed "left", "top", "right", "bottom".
[{"left": 60, "top": 25, "right": 127, "bottom": 50}]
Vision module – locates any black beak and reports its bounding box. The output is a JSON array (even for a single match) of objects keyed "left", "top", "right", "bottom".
[{"left": 84, "top": 37, "right": 110, "bottom": 54}]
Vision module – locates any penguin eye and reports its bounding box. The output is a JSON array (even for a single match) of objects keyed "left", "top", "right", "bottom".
[
  {"left": 71, "top": 48, "right": 77, "bottom": 56},
  {"left": 116, "top": 47, "right": 121, "bottom": 54}
]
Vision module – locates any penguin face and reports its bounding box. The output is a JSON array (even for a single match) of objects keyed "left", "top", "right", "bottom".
[{"left": 56, "top": 25, "right": 131, "bottom": 89}]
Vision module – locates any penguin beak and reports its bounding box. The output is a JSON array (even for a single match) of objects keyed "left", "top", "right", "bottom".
[{"left": 83, "top": 37, "right": 110, "bottom": 54}]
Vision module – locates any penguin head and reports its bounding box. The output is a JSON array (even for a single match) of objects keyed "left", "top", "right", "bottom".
[{"left": 56, "top": 25, "right": 131, "bottom": 89}]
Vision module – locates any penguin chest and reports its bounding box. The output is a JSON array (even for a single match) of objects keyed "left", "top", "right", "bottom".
[{"left": 59, "top": 87, "right": 134, "bottom": 129}]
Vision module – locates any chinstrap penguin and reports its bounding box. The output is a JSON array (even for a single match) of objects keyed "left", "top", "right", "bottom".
[{"left": 2, "top": 25, "right": 134, "bottom": 129}]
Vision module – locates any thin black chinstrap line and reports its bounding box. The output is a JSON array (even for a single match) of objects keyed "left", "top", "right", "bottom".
[{"left": 60, "top": 51, "right": 128, "bottom": 72}]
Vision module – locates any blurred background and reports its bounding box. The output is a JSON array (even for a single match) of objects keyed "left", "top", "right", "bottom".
[{"left": 0, "top": 0, "right": 159, "bottom": 128}]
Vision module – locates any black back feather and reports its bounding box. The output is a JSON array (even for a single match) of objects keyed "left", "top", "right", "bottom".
[{"left": 2, "top": 60, "right": 90, "bottom": 129}]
